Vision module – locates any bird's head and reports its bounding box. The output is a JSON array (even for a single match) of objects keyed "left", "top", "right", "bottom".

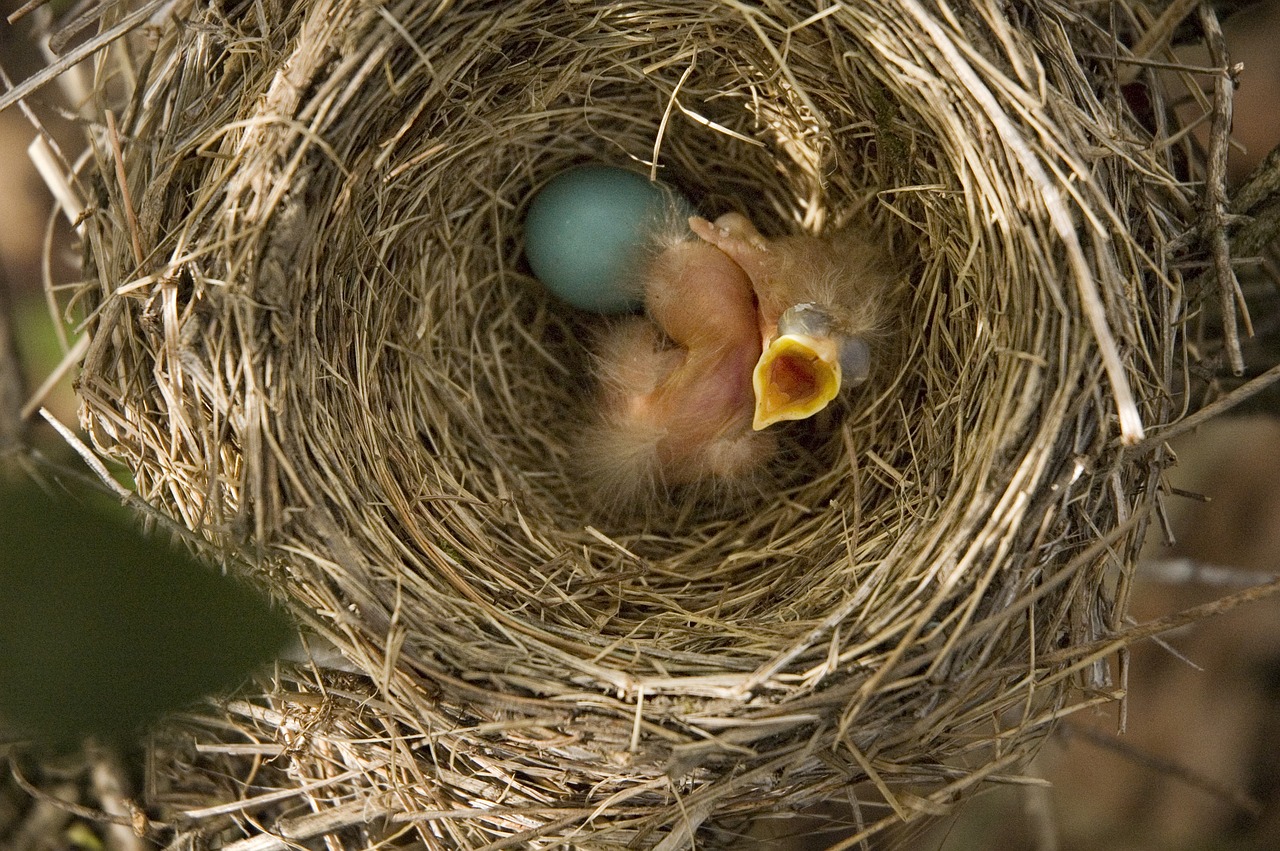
[{"left": 752, "top": 303, "right": 870, "bottom": 431}]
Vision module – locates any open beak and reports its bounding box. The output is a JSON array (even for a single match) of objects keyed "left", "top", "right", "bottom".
[{"left": 751, "top": 305, "right": 870, "bottom": 431}]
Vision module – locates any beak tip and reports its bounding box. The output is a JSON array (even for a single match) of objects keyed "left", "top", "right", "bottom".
[{"left": 751, "top": 333, "right": 844, "bottom": 429}]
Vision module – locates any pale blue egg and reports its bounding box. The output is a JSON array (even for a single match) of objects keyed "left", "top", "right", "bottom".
[{"left": 524, "top": 165, "right": 692, "bottom": 314}]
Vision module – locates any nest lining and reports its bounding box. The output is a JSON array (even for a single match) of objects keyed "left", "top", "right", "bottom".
[{"left": 60, "top": 0, "right": 1203, "bottom": 846}]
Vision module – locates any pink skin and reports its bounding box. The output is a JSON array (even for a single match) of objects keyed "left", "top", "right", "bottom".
[
  {"left": 628, "top": 238, "right": 762, "bottom": 477},
  {"left": 687, "top": 213, "right": 785, "bottom": 347},
  {"left": 587, "top": 206, "right": 893, "bottom": 499},
  {"left": 589, "top": 232, "right": 768, "bottom": 492}
]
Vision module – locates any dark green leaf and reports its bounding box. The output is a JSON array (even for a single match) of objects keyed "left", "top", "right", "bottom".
[{"left": 0, "top": 478, "right": 293, "bottom": 749}]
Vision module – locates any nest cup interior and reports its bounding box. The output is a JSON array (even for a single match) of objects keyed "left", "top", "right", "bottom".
[
  {"left": 330, "top": 9, "right": 963, "bottom": 666},
  {"left": 80, "top": 2, "right": 1068, "bottom": 690}
]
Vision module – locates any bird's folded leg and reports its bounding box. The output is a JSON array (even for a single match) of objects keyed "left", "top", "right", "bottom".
[{"left": 687, "top": 214, "right": 772, "bottom": 284}]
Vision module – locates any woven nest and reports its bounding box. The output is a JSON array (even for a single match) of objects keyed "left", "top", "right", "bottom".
[{"left": 54, "top": 0, "right": 1218, "bottom": 847}]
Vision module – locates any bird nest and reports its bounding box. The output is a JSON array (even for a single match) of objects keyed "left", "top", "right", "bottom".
[{"left": 46, "top": 0, "right": 1224, "bottom": 847}]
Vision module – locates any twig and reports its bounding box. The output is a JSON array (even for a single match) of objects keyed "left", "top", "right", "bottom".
[
  {"left": 1031, "top": 575, "right": 1280, "bottom": 670},
  {"left": 9, "top": 758, "right": 142, "bottom": 832},
  {"left": 1175, "top": 122, "right": 1280, "bottom": 336},
  {"left": 1125, "top": 362, "right": 1280, "bottom": 455},
  {"left": 1199, "top": 5, "right": 1248, "bottom": 375},
  {"left": 6, "top": 0, "right": 49, "bottom": 25},
  {"left": 1120, "top": 0, "right": 1200, "bottom": 85},
  {"left": 0, "top": 0, "right": 170, "bottom": 115},
  {"left": 219, "top": 798, "right": 397, "bottom": 851},
  {"left": 37, "top": 407, "right": 132, "bottom": 499},
  {"left": 28, "top": 134, "right": 85, "bottom": 230}
]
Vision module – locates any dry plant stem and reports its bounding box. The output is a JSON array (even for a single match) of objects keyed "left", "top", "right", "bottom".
[
  {"left": 1199, "top": 4, "right": 1248, "bottom": 376},
  {"left": 39, "top": 408, "right": 131, "bottom": 499},
  {"left": 8, "top": 759, "right": 142, "bottom": 834},
  {"left": 1120, "top": 0, "right": 1200, "bottom": 84},
  {"left": 1062, "top": 721, "right": 1263, "bottom": 817},
  {"left": 6, "top": 0, "right": 50, "bottom": 25},
  {"left": 1126, "top": 362, "right": 1280, "bottom": 456},
  {"left": 105, "top": 110, "right": 146, "bottom": 269},
  {"left": 218, "top": 800, "right": 398, "bottom": 851},
  {"left": 0, "top": 0, "right": 169, "bottom": 114},
  {"left": 176, "top": 761, "right": 377, "bottom": 821}
]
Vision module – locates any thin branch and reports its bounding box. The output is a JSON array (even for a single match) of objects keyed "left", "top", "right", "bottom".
[
  {"left": 218, "top": 799, "right": 397, "bottom": 851},
  {"left": 1125, "top": 362, "right": 1280, "bottom": 455},
  {"left": 0, "top": 0, "right": 170, "bottom": 115},
  {"left": 1121, "top": 0, "right": 1200, "bottom": 84},
  {"left": 1032, "top": 575, "right": 1280, "bottom": 670},
  {"left": 1199, "top": 4, "right": 1247, "bottom": 375},
  {"left": 6, "top": 0, "right": 50, "bottom": 25},
  {"left": 9, "top": 759, "right": 143, "bottom": 832}
]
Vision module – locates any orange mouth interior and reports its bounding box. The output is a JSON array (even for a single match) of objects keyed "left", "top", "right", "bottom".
[{"left": 752, "top": 337, "right": 840, "bottom": 430}]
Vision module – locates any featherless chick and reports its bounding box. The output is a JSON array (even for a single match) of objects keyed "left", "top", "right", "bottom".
[
  {"left": 581, "top": 226, "right": 775, "bottom": 508},
  {"left": 689, "top": 212, "right": 898, "bottom": 432},
  {"left": 522, "top": 166, "right": 901, "bottom": 515},
  {"left": 579, "top": 209, "right": 900, "bottom": 514}
]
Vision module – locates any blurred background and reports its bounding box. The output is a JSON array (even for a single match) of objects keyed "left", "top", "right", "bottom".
[{"left": 2, "top": 2, "right": 1280, "bottom": 849}]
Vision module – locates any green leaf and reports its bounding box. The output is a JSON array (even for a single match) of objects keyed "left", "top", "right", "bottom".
[{"left": 0, "top": 478, "right": 293, "bottom": 749}]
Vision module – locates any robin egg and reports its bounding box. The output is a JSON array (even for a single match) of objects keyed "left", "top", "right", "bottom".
[{"left": 523, "top": 165, "right": 692, "bottom": 314}]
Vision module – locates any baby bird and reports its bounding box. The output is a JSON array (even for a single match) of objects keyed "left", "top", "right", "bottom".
[
  {"left": 583, "top": 230, "right": 774, "bottom": 506},
  {"left": 581, "top": 205, "right": 899, "bottom": 512},
  {"left": 688, "top": 212, "right": 896, "bottom": 431}
]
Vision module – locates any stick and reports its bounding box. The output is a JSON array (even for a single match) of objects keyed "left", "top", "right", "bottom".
[{"left": 1199, "top": 5, "right": 1248, "bottom": 375}]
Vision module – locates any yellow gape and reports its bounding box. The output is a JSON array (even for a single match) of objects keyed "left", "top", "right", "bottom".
[
  {"left": 752, "top": 303, "right": 871, "bottom": 431},
  {"left": 752, "top": 333, "right": 841, "bottom": 430}
]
